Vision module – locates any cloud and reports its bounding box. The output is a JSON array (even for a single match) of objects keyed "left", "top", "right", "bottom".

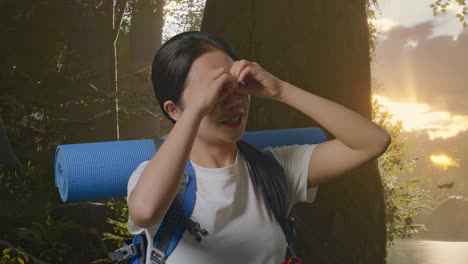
[
  {"left": 374, "top": 95, "right": 468, "bottom": 140},
  {"left": 373, "top": 21, "right": 468, "bottom": 119},
  {"left": 446, "top": 2, "right": 464, "bottom": 14},
  {"left": 372, "top": 18, "right": 398, "bottom": 32}
]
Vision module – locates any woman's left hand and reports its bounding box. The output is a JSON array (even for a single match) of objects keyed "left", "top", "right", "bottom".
[{"left": 229, "top": 59, "right": 285, "bottom": 100}]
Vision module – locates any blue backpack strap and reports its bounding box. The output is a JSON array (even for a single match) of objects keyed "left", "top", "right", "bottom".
[
  {"left": 150, "top": 160, "right": 208, "bottom": 264},
  {"left": 128, "top": 234, "right": 147, "bottom": 264},
  {"left": 109, "top": 138, "right": 207, "bottom": 263},
  {"left": 264, "top": 149, "right": 301, "bottom": 263}
]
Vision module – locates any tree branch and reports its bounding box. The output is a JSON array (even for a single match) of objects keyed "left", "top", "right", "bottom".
[{"left": 113, "top": 0, "right": 128, "bottom": 41}]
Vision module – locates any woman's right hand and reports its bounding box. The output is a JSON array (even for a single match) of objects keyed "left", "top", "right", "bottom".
[{"left": 185, "top": 67, "right": 245, "bottom": 117}]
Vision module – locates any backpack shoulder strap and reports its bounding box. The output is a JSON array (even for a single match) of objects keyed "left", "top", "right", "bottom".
[{"left": 150, "top": 155, "right": 208, "bottom": 263}]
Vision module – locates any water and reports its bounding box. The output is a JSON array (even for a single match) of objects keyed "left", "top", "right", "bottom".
[{"left": 388, "top": 239, "right": 468, "bottom": 264}]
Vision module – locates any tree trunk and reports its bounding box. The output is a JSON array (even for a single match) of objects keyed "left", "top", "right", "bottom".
[
  {"left": 129, "top": 0, "right": 165, "bottom": 72},
  {"left": 0, "top": 113, "right": 22, "bottom": 171},
  {"left": 201, "top": 0, "right": 386, "bottom": 263}
]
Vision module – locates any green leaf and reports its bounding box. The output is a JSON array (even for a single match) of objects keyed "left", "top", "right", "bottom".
[
  {"left": 464, "top": 22, "right": 467, "bottom": 28},
  {"left": 2, "top": 248, "right": 10, "bottom": 256}
]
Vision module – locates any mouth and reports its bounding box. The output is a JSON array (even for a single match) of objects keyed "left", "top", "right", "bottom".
[{"left": 221, "top": 108, "right": 244, "bottom": 126}]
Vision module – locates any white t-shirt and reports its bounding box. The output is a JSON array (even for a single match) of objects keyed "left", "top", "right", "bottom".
[{"left": 127, "top": 144, "right": 319, "bottom": 264}]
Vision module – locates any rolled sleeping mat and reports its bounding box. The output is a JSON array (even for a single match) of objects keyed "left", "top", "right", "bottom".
[{"left": 54, "top": 127, "right": 327, "bottom": 203}]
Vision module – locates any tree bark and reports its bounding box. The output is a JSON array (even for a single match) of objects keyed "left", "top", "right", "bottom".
[
  {"left": 201, "top": 0, "right": 386, "bottom": 263},
  {"left": 129, "top": 0, "right": 165, "bottom": 72},
  {"left": 0, "top": 113, "right": 22, "bottom": 171}
]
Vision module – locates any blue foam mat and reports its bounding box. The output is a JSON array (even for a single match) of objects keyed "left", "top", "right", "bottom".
[{"left": 55, "top": 127, "right": 327, "bottom": 202}]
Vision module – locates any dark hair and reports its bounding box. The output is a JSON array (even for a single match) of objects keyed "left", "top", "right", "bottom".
[{"left": 151, "top": 31, "right": 292, "bottom": 242}]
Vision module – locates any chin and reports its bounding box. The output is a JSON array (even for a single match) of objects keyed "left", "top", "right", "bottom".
[
  {"left": 222, "top": 130, "right": 245, "bottom": 143},
  {"left": 220, "top": 125, "right": 246, "bottom": 143}
]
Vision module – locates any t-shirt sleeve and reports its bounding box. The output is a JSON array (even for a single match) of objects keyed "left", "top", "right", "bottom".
[
  {"left": 264, "top": 144, "right": 319, "bottom": 213},
  {"left": 126, "top": 160, "right": 162, "bottom": 235}
]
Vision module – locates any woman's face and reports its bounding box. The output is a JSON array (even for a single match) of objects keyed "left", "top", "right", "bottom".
[{"left": 180, "top": 48, "right": 250, "bottom": 145}]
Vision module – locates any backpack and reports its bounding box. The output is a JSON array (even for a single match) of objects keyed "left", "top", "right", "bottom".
[{"left": 108, "top": 140, "right": 302, "bottom": 264}]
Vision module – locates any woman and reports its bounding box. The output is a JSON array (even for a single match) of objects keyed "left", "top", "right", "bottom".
[{"left": 127, "top": 31, "right": 391, "bottom": 264}]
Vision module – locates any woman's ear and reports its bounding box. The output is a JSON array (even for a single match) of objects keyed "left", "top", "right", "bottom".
[{"left": 163, "top": 100, "right": 183, "bottom": 122}]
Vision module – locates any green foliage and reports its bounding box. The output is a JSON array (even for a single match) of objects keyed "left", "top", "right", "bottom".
[
  {"left": 89, "top": 258, "right": 112, "bottom": 264},
  {"left": 0, "top": 248, "right": 29, "bottom": 264},
  {"left": 0, "top": 162, "right": 53, "bottom": 225},
  {"left": 0, "top": 162, "right": 34, "bottom": 201},
  {"left": 93, "top": 198, "right": 131, "bottom": 264},
  {"left": 16, "top": 212, "right": 79, "bottom": 264},
  {"left": 372, "top": 97, "right": 431, "bottom": 252},
  {"left": 102, "top": 198, "right": 132, "bottom": 248},
  {"left": 430, "top": 0, "right": 467, "bottom": 28},
  {"left": 366, "top": 1, "right": 379, "bottom": 62}
]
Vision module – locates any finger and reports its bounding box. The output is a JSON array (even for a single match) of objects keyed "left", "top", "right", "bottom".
[
  {"left": 237, "top": 66, "right": 258, "bottom": 84},
  {"left": 234, "top": 60, "right": 249, "bottom": 81},
  {"left": 220, "top": 78, "right": 242, "bottom": 103},
  {"left": 210, "top": 67, "right": 227, "bottom": 80},
  {"left": 214, "top": 73, "right": 236, "bottom": 97},
  {"left": 229, "top": 67, "right": 249, "bottom": 95},
  {"left": 225, "top": 75, "right": 240, "bottom": 95},
  {"left": 235, "top": 60, "right": 247, "bottom": 78},
  {"left": 229, "top": 61, "right": 239, "bottom": 78}
]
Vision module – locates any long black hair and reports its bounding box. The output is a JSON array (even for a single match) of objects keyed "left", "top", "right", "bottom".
[{"left": 151, "top": 31, "right": 291, "bottom": 242}]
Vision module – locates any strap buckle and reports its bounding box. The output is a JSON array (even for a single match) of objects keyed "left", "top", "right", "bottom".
[
  {"left": 150, "top": 247, "right": 167, "bottom": 264},
  {"left": 108, "top": 244, "right": 136, "bottom": 261},
  {"left": 185, "top": 218, "right": 209, "bottom": 242},
  {"left": 181, "top": 172, "right": 189, "bottom": 185},
  {"left": 165, "top": 210, "right": 209, "bottom": 242},
  {"left": 283, "top": 258, "right": 303, "bottom": 264}
]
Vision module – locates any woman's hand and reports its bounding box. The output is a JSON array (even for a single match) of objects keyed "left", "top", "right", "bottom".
[
  {"left": 229, "top": 60, "right": 285, "bottom": 100},
  {"left": 186, "top": 67, "right": 239, "bottom": 117}
]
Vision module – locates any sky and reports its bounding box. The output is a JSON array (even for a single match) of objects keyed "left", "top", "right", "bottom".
[
  {"left": 370, "top": 0, "right": 467, "bottom": 189},
  {"left": 372, "top": 0, "right": 468, "bottom": 140},
  {"left": 373, "top": 0, "right": 466, "bottom": 39}
]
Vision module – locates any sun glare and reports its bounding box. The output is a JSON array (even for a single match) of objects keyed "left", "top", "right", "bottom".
[
  {"left": 373, "top": 95, "right": 468, "bottom": 140},
  {"left": 430, "top": 154, "right": 459, "bottom": 170}
]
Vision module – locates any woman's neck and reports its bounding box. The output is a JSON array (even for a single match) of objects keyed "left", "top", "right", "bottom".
[{"left": 189, "top": 140, "right": 237, "bottom": 168}]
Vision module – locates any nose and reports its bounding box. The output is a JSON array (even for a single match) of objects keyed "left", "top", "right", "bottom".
[{"left": 222, "top": 93, "right": 243, "bottom": 110}]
